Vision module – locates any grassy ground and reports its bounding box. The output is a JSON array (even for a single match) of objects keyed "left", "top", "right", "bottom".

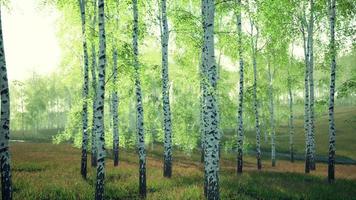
[
  {"left": 239, "top": 106, "right": 356, "bottom": 161},
  {"left": 8, "top": 142, "right": 356, "bottom": 200}
]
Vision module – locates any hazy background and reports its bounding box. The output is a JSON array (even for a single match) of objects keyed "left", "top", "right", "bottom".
[{"left": 3, "top": 0, "right": 60, "bottom": 81}]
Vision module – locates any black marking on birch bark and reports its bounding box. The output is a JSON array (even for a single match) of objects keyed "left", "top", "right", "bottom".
[
  {"left": 0, "top": 6, "right": 12, "bottom": 199},
  {"left": 95, "top": 0, "right": 106, "bottom": 199},
  {"left": 327, "top": 0, "right": 336, "bottom": 184}
]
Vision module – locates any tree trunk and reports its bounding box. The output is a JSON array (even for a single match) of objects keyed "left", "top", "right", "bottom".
[
  {"left": 200, "top": 0, "right": 206, "bottom": 164},
  {"left": 112, "top": 48, "right": 119, "bottom": 167},
  {"left": 161, "top": 0, "right": 173, "bottom": 178},
  {"left": 94, "top": 0, "right": 106, "bottom": 199},
  {"left": 91, "top": 42, "right": 98, "bottom": 167},
  {"left": 301, "top": 18, "right": 311, "bottom": 173},
  {"left": 268, "top": 62, "right": 276, "bottom": 167},
  {"left": 90, "top": 0, "right": 98, "bottom": 168},
  {"left": 250, "top": 18, "right": 262, "bottom": 170},
  {"left": 327, "top": 0, "right": 336, "bottom": 183},
  {"left": 133, "top": 0, "right": 147, "bottom": 197},
  {"left": 236, "top": 0, "right": 244, "bottom": 174},
  {"left": 202, "top": 0, "right": 220, "bottom": 199},
  {"left": 78, "top": 0, "right": 90, "bottom": 179},
  {"left": 288, "top": 72, "right": 294, "bottom": 163},
  {"left": 0, "top": 6, "right": 12, "bottom": 200},
  {"left": 308, "top": 0, "right": 316, "bottom": 170}
]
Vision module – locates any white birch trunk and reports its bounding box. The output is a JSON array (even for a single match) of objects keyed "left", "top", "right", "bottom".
[
  {"left": 0, "top": 6, "right": 12, "bottom": 200},
  {"left": 78, "top": 0, "right": 90, "bottom": 179},
  {"left": 288, "top": 71, "right": 294, "bottom": 163},
  {"left": 90, "top": 0, "right": 98, "bottom": 168},
  {"left": 161, "top": 0, "right": 173, "bottom": 178},
  {"left": 133, "top": 0, "right": 147, "bottom": 197},
  {"left": 327, "top": 0, "right": 336, "bottom": 183},
  {"left": 95, "top": 0, "right": 107, "bottom": 199},
  {"left": 268, "top": 62, "right": 276, "bottom": 167},
  {"left": 236, "top": 0, "right": 244, "bottom": 174},
  {"left": 307, "top": 0, "right": 316, "bottom": 170},
  {"left": 301, "top": 18, "right": 311, "bottom": 173},
  {"left": 112, "top": 48, "right": 119, "bottom": 166},
  {"left": 202, "top": 0, "right": 220, "bottom": 199},
  {"left": 250, "top": 18, "right": 262, "bottom": 170}
]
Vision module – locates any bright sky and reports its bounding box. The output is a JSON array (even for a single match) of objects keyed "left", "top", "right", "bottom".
[{"left": 2, "top": 0, "right": 61, "bottom": 81}]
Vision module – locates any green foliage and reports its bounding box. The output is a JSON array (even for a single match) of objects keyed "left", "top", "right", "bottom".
[{"left": 7, "top": 0, "right": 356, "bottom": 155}]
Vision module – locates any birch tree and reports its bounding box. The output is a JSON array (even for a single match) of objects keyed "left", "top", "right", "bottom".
[
  {"left": 250, "top": 16, "right": 262, "bottom": 170},
  {"left": 300, "top": 11, "right": 312, "bottom": 173},
  {"left": 327, "top": 0, "right": 336, "bottom": 183},
  {"left": 200, "top": 0, "right": 207, "bottom": 164},
  {"left": 95, "top": 0, "right": 107, "bottom": 199},
  {"left": 0, "top": 5, "right": 12, "bottom": 200},
  {"left": 288, "top": 55, "right": 295, "bottom": 163},
  {"left": 160, "top": 0, "right": 173, "bottom": 178},
  {"left": 78, "top": 0, "right": 90, "bottom": 179},
  {"left": 111, "top": 0, "right": 120, "bottom": 167},
  {"left": 307, "top": 0, "right": 316, "bottom": 170},
  {"left": 133, "top": 0, "right": 147, "bottom": 197},
  {"left": 90, "top": 0, "right": 98, "bottom": 168},
  {"left": 202, "top": 0, "right": 220, "bottom": 198},
  {"left": 267, "top": 61, "right": 276, "bottom": 167},
  {"left": 112, "top": 48, "right": 119, "bottom": 166},
  {"left": 236, "top": 0, "right": 244, "bottom": 174}
]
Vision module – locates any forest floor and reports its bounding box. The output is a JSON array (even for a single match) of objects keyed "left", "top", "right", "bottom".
[
  {"left": 224, "top": 106, "right": 356, "bottom": 162},
  {"left": 7, "top": 142, "right": 356, "bottom": 200}
]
